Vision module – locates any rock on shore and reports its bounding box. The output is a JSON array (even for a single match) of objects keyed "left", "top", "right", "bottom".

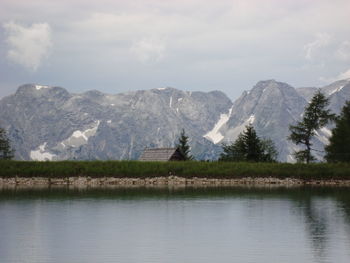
[{"left": 1, "top": 176, "right": 350, "bottom": 187}]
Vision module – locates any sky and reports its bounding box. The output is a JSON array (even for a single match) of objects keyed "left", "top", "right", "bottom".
[{"left": 0, "top": 0, "right": 350, "bottom": 100}]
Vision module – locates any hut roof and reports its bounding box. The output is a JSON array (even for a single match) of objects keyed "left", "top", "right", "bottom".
[{"left": 139, "top": 148, "right": 183, "bottom": 161}]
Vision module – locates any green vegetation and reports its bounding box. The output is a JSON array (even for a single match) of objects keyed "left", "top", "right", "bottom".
[
  {"left": 0, "top": 127, "right": 14, "bottom": 160},
  {"left": 176, "top": 129, "right": 194, "bottom": 160},
  {"left": 219, "top": 125, "right": 277, "bottom": 162},
  {"left": 288, "top": 90, "right": 334, "bottom": 163},
  {"left": 325, "top": 101, "right": 350, "bottom": 162},
  {"left": 1, "top": 160, "right": 350, "bottom": 179}
]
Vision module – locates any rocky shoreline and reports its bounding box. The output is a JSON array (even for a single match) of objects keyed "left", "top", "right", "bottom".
[{"left": 1, "top": 176, "right": 350, "bottom": 187}]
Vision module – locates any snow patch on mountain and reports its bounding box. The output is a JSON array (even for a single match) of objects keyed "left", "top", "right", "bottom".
[
  {"left": 315, "top": 131, "right": 329, "bottom": 145},
  {"left": 248, "top": 115, "right": 255, "bottom": 124},
  {"left": 35, "top": 85, "right": 49, "bottom": 90},
  {"left": 287, "top": 155, "right": 294, "bottom": 162},
  {"left": 320, "top": 127, "right": 332, "bottom": 137},
  {"left": 204, "top": 107, "right": 233, "bottom": 144},
  {"left": 61, "top": 120, "right": 100, "bottom": 147},
  {"left": 224, "top": 114, "right": 257, "bottom": 143},
  {"left": 329, "top": 85, "right": 345, "bottom": 95},
  {"left": 315, "top": 127, "right": 332, "bottom": 145},
  {"left": 286, "top": 145, "right": 302, "bottom": 163},
  {"left": 30, "top": 142, "right": 56, "bottom": 161}
]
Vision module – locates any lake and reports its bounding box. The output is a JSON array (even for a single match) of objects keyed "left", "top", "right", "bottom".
[{"left": 1, "top": 186, "right": 350, "bottom": 263}]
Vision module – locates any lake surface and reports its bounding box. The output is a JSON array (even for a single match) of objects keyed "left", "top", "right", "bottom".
[{"left": 1, "top": 186, "right": 350, "bottom": 263}]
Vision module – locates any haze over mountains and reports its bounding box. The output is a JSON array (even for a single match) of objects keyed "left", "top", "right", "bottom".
[{"left": 0, "top": 79, "right": 349, "bottom": 162}]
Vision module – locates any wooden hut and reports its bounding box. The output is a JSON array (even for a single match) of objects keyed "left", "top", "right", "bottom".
[{"left": 139, "top": 148, "right": 185, "bottom": 161}]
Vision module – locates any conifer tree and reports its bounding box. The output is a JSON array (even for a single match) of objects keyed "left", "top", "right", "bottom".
[
  {"left": 219, "top": 124, "right": 277, "bottom": 162},
  {"left": 0, "top": 127, "right": 14, "bottom": 160},
  {"left": 260, "top": 138, "right": 279, "bottom": 162},
  {"left": 288, "top": 90, "right": 334, "bottom": 163},
  {"left": 325, "top": 101, "right": 350, "bottom": 162},
  {"left": 176, "top": 129, "right": 194, "bottom": 160},
  {"left": 219, "top": 133, "right": 246, "bottom": 162},
  {"left": 242, "top": 125, "right": 263, "bottom": 161}
]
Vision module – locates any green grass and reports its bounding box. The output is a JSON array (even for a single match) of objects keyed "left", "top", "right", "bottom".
[{"left": 1, "top": 160, "right": 350, "bottom": 179}]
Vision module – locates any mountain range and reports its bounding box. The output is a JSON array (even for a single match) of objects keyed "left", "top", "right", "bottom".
[{"left": 0, "top": 79, "right": 349, "bottom": 162}]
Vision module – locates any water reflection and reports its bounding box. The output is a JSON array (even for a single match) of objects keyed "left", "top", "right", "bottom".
[
  {"left": 294, "top": 197, "right": 329, "bottom": 262},
  {"left": 1, "top": 186, "right": 350, "bottom": 263},
  {"left": 1, "top": 185, "right": 348, "bottom": 200},
  {"left": 335, "top": 193, "right": 350, "bottom": 255}
]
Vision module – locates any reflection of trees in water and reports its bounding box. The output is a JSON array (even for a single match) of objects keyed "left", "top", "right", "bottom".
[
  {"left": 238, "top": 187, "right": 350, "bottom": 262},
  {"left": 340, "top": 202, "right": 350, "bottom": 229},
  {"left": 334, "top": 194, "right": 350, "bottom": 250},
  {"left": 296, "top": 197, "right": 329, "bottom": 262},
  {"left": 292, "top": 188, "right": 350, "bottom": 263},
  {"left": 335, "top": 193, "right": 350, "bottom": 223}
]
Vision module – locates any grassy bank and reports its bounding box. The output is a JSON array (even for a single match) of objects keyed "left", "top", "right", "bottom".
[{"left": 1, "top": 161, "right": 350, "bottom": 179}]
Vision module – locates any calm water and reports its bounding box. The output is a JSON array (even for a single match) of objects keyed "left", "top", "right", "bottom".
[{"left": 1, "top": 186, "right": 350, "bottom": 263}]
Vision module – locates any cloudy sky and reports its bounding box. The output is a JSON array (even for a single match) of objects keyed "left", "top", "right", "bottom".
[{"left": 1, "top": 0, "right": 350, "bottom": 99}]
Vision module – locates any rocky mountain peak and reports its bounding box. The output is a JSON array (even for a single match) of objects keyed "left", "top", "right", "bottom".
[
  {"left": 1, "top": 79, "right": 349, "bottom": 162},
  {"left": 15, "top": 84, "right": 69, "bottom": 99},
  {"left": 253, "top": 79, "right": 295, "bottom": 93}
]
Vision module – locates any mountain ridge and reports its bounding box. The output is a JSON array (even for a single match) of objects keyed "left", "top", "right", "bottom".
[{"left": 0, "top": 79, "right": 349, "bottom": 162}]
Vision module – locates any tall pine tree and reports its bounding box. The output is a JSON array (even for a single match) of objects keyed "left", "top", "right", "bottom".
[
  {"left": 176, "top": 129, "right": 194, "bottom": 160},
  {"left": 242, "top": 125, "right": 263, "bottom": 162},
  {"left": 325, "top": 101, "right": 350, "bottom": 162},
  {"left": 288, "top": 90, "right": 334, "bottom": 163},
  {"left": 0, "top": 127, "right": 14, "bottom": 160}
]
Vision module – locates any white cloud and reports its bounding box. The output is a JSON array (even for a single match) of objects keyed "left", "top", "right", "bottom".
[
  {"left": 303, "top": 33, "right": 331, "bottom": 60},
  {"left": 319, "top": 68, "right": 350, "bottom": 83},
  {"left": 335, "top": 69, "right": 350, "bottom": 80},
  {"left": 1, "top": 0, "right": 350, "bottom": 98},
  {"left": 3, "top": 21, "right": 52, "bottom": 71},
  {"left": 336, "top": 41, "right": 350, "bottom": 61},
  {"left": 130, "top": 38, "right": 166, "bottom": 64}
]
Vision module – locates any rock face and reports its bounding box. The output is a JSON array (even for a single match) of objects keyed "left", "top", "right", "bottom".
[
  {"left": 0, "top": 79, "right": 349, "bottom": 162},
  {"left": 214, "top": 80, "right": 307, "bottom": 162},
  {"left": 0, "top": 85, "right": 231, "bottom": 160},
  {"left": 206, "top": 79, "right": 350, "bottom": 162},
  {"left": 320, "top": 79, "right": 350, "bottom": 114}
]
